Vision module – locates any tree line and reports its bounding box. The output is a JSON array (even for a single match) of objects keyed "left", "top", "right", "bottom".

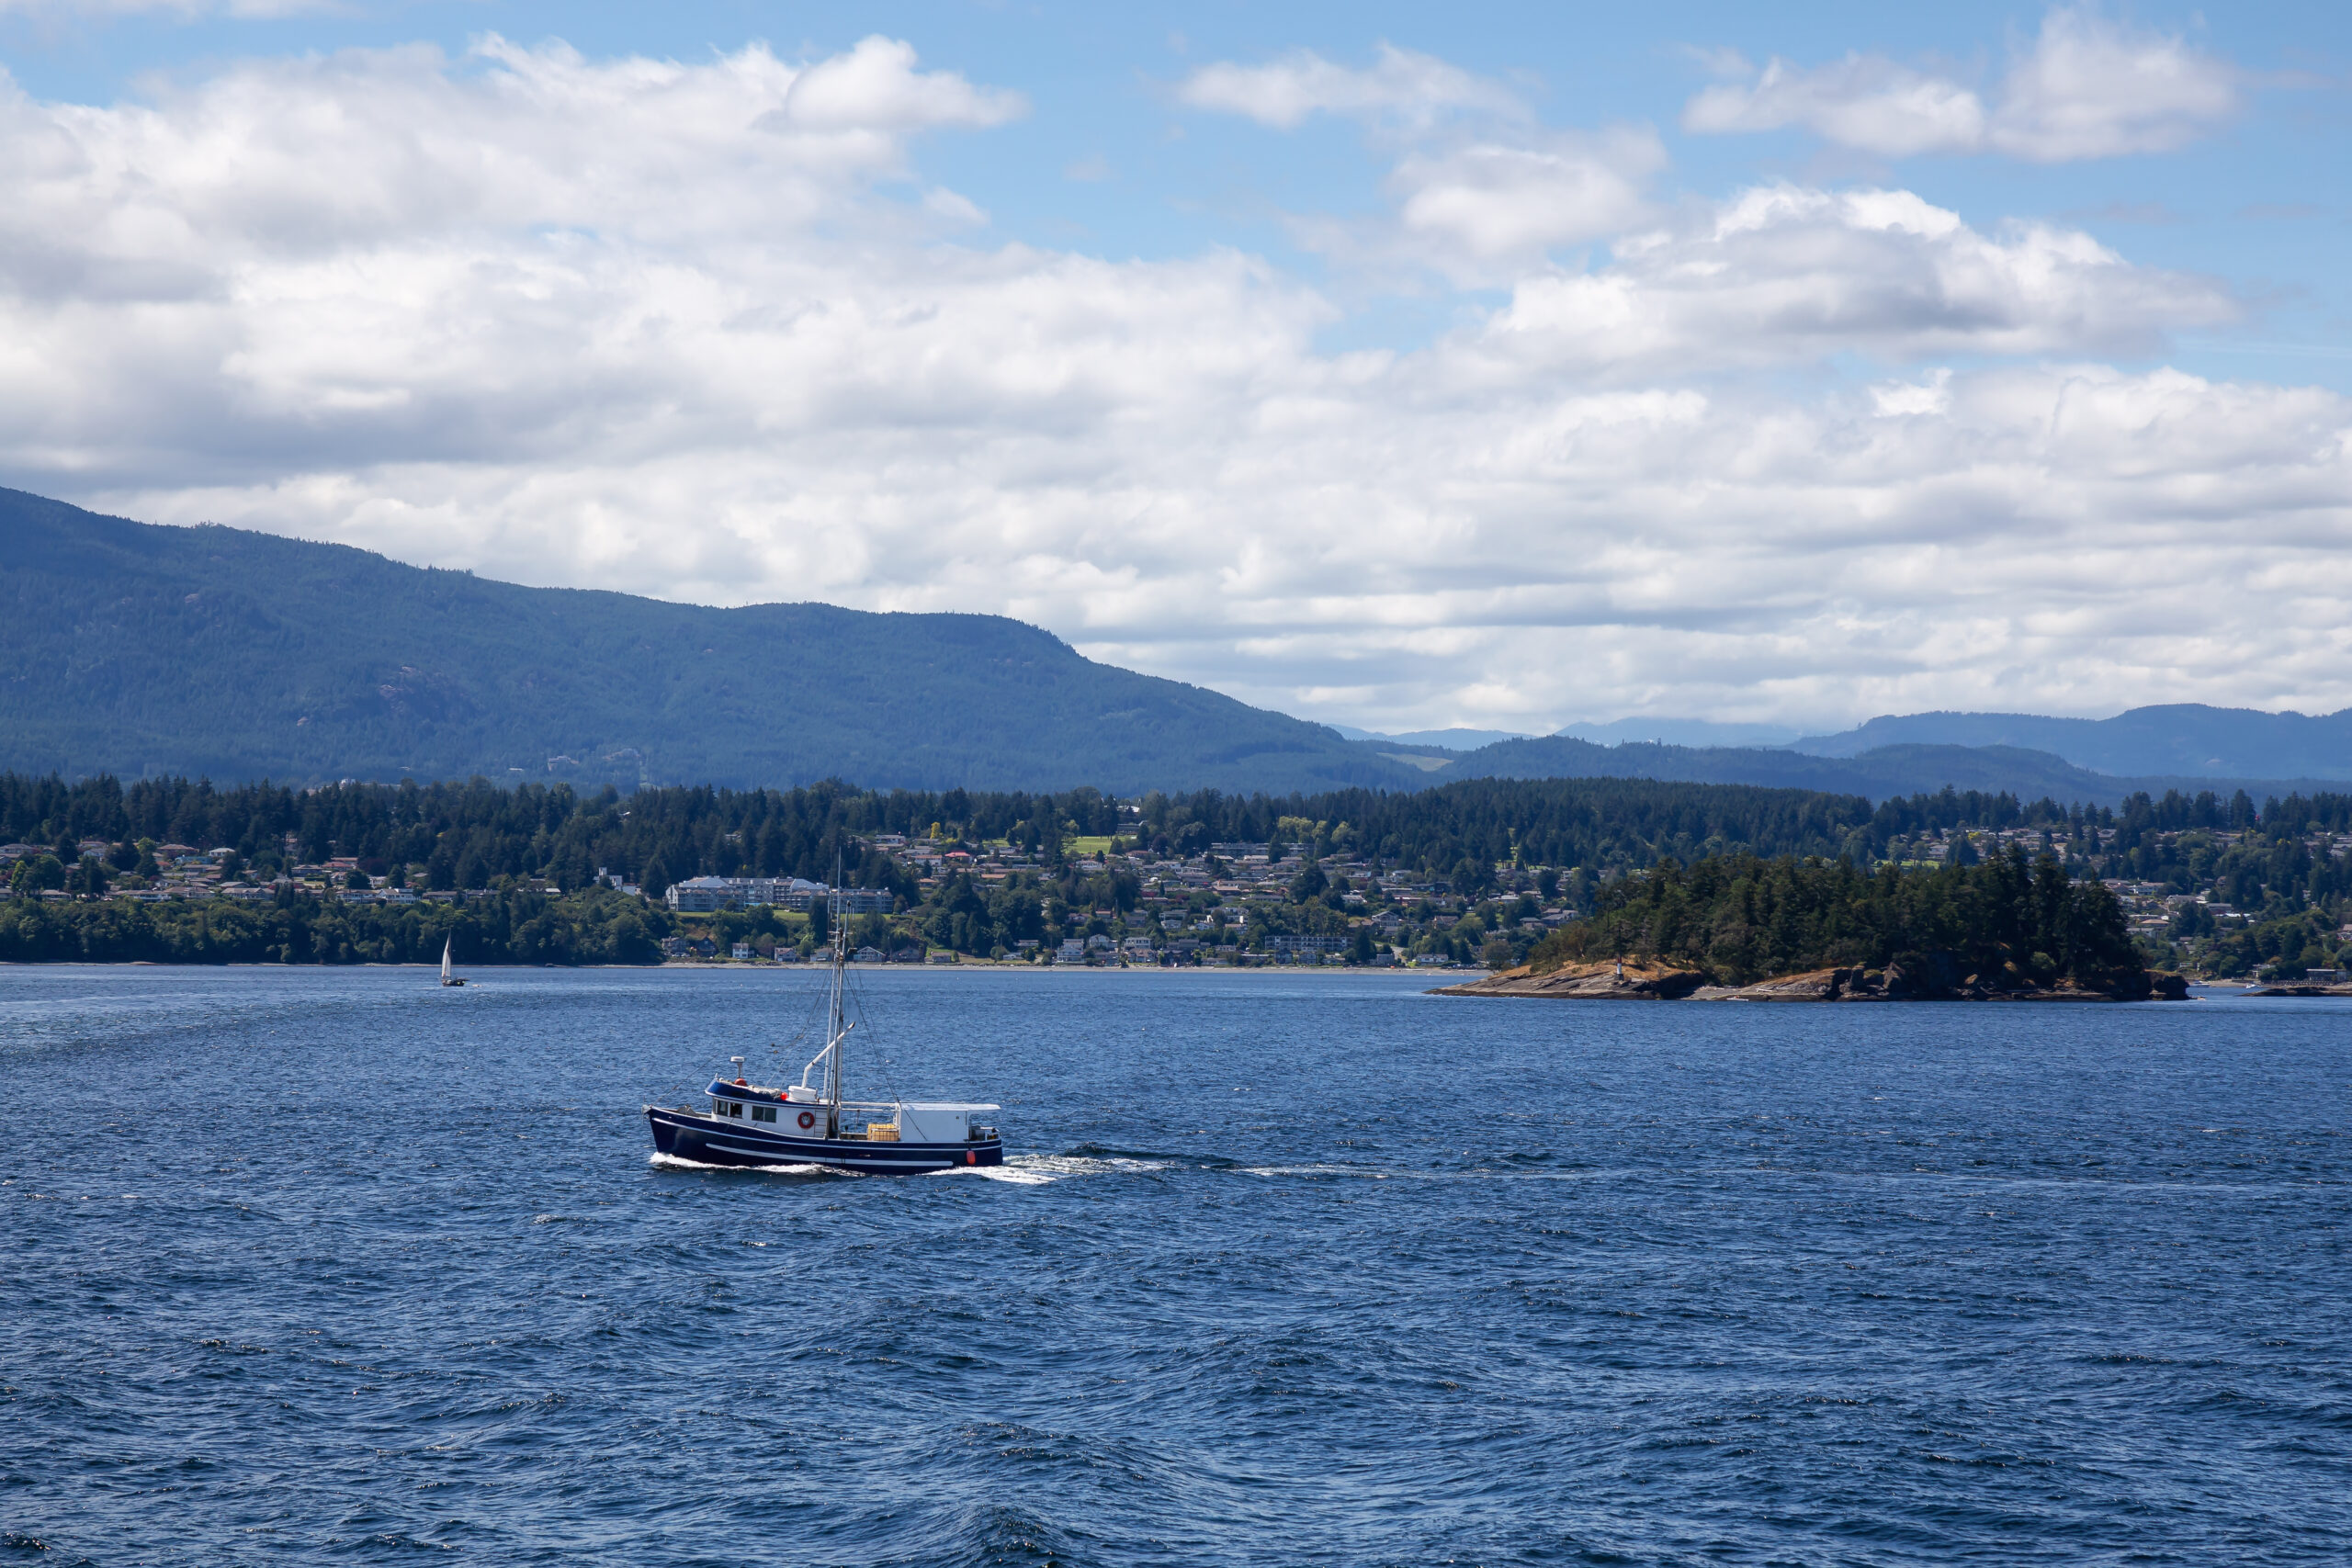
[
  {"left": 7, "top": 770, "right": 2338, "bottom": 975},
  {"left": 0, "top": 886, "right": 665, "bottom": 965},
  {"left": 3, "top": 770, "right": 2337, "bottom": 901},
  {"left": 1528, "top": 846, "right": 2144, "bottom": 993}
]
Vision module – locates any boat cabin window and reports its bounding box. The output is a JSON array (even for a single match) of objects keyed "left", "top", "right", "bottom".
[
  {"left": 751, "top": 1105, "right": 777, "bottom": 1122},
  {"left": 715, "top": 1099, "right": 744, "bottom": 1118}
]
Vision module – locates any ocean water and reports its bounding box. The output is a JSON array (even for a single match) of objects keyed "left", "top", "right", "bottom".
[{"left": 2, "top": 965, "right": 2347, "bottom": 1567}]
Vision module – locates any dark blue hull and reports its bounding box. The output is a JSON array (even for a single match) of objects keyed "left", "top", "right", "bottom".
[{"left": 646, "top": 1106, "right": 1003, "bottom": 1174}]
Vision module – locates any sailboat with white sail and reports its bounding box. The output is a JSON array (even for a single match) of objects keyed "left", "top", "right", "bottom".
[
  {"left": 439, "top": 936, "right": 465, "bottom": 987},
  {"left": 643, "top": 886, "right": 1002, "bottom": 1174}
]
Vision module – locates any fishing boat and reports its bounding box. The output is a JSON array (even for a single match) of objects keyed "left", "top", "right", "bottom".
[
  {"left": 439, "top": 936, "right": 465, "bottom": 987},
  {"left": 644, "top": 895, "right": 1002, "bottom": 1174}
]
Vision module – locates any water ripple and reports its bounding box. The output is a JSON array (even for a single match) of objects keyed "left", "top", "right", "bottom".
[{"left": 1, "top": 966, "right": 2346, "bottom": 1565}]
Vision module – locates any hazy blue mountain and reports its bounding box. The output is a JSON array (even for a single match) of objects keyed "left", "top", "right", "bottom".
[
  {"left": 1794, "top": 705, "right": 2352, "bottom": 780},
  {"left": 1432, "top": 735, "right": 2336, "bottom": 807},
  {"left": 0, "top": 489, "right": 1427, "bottom": 795},
  {"left": 1553, "top": 717, "right": 1805, "bottom": 749}
]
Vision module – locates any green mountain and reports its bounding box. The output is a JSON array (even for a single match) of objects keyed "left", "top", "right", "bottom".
[
  {"left": 0, "top": 489, "right": 1424, "bottom": 795},
  {"left": 6, "top": 486, "right": 2333, "bottom": 807}
]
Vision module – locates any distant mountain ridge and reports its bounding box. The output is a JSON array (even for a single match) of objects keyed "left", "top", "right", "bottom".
[
  {"left": 7, "top": 487, "right": 2345, "bottom": 808},
  {"left": 1792, "top": 705, "right": 2352, "bottom": 781},
  {"left": 0, "top": 489, "right": 1428, "bottom": 795},
  {"left": 1430, "top": 734, "right": 2341, "bottom": 807}
]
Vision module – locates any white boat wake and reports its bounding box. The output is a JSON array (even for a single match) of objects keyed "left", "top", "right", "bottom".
[
  {"left": 648, "top": 1152, "right": 856, "bottom": 1177},
  {"left": 930, "top": 1153, "right": 1178, "bottom": 1185}
]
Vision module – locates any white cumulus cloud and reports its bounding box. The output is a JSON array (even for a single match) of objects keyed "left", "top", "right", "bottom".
[
  {"left": 1175, "top": 42, "right": 1521, "bottom": 130},
  {"left": 0, "top": 34, "right": 2337, "bottom": 739},
  {"left": 1990, "top": 6, "right": 2238, "bottom": 160},
  {"left": 1389, "top": 128, "right": 1667, "bottom": 265},
  {"left": 1684, "top": 6, "right": 2238, "bottom": 162},
  {"left": 1685, "top": 55, "right": 1986, "bottom": 157},
  {"left": 774, "top": 33, "right": 1025, "bottom": 132},
  {"left": 1182, "top": 45, "right": 1660, "bottom": 283},
  {"left": 1472, "top": 186, "right": 2235, "bottom": 377}
]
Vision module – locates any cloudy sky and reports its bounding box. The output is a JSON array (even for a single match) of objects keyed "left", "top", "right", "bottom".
[{"left": 1, "top": 2, "right": 2346, "bottom": 735}]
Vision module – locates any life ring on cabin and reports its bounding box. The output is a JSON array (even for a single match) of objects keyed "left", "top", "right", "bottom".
[{"left": 797, "top": 1111, "right": 817, "bottom": 1130}]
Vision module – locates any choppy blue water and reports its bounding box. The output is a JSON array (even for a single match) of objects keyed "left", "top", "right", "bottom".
[{"left": 3, "top": 966, "right": 2347, "bottom": 1567}]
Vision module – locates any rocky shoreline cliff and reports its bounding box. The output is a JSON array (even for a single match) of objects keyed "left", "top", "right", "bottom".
[{"left": 1435, "top": 960, "right": 2190, "bottom": 1002}]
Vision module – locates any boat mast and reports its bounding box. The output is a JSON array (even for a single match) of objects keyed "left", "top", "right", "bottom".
[{"left": 826, "top": 852, "right": 846, "bottom": 1131}]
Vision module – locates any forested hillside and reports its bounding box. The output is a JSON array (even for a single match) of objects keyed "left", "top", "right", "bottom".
[
  {"left": 11, "top": 770, "right": 2352, "bottom": 979},
  {"left": 11, "top": 490, "right": 2335, "bottom": 809},
  {"left": 0, "top": 884, "right": 661, "bottom": 967},
  {"left": 0, "top": 489, "right": 1416, "bottom": 795},
  {"left": 1528, "top": 852, "right": 2143, "bottom": 993},
  {"left": 0, "top": 766, "right": 2245, "bottom": 906},
  {"left": 0, "top": 770, "right": 2060, "bottom": 896}
]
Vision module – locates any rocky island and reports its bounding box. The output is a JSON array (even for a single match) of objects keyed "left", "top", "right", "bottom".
[{"left": 1437, "top": 849, "right": 2190, "bottom": 1002}]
